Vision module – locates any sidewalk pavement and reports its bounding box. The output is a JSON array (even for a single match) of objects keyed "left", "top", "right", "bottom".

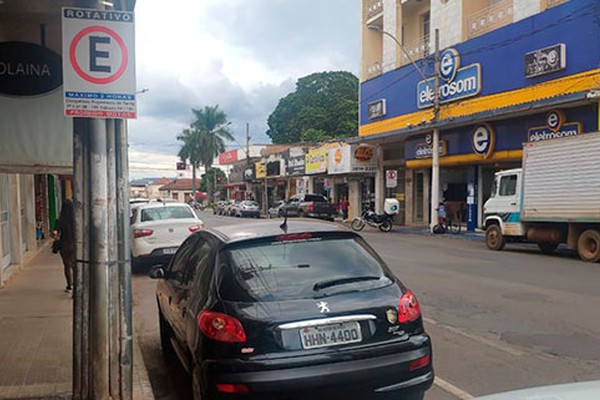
[
  {"left": 334, "top": 217, "right": 485, "bottom": 241},
  {"left": 0, "top": 242, "right": 154, "bottom": 400}
]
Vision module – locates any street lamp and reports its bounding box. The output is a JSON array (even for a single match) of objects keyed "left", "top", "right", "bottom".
[{"left": 367, "top": 24, "right": 441, "bottom": 232}]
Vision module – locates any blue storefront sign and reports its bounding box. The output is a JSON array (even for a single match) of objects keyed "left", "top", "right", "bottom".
[
  {"left": 528, "top": 110, "right": 582, "bottom": 142},
  {"left": 417, "top": 48, "right": 481, "bottom": 109}
]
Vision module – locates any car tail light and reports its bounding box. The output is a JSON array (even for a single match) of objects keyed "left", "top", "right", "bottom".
[
  {"left": 408, "top": 354, "right": 430, "bottom": 371},
  {"left": 307, "top": 203, "right": 314, "bottom": 212},
  {"left": 216, "top": 383, "right": 250, "bottom": 394},
  {"left": 398, "top": 289, "right": 421, "bottom": 323},
  {"left": 276, "top": 233, "right": 313, "bottom": 242},
  {"left": 197, "top": 311, "right": 246, "bottom": 343},
  {"left": 133, "top": 228, "right": 153, "bottom": 238},
  {"left": 188, "top": 224, "right": 202, "bottom": 233}
]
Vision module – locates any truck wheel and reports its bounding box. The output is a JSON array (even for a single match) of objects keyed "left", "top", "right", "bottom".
[
  {"left": 485, "top": 225, "right": 505, "bottom": 251},
  {"left": 577, "top": 229, "right": 600, "bottom": 262},
  {"left": 538, "top": 242, "right": 558, "bottom": 254}
]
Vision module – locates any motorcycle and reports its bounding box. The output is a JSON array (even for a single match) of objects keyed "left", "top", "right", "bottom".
[{"left": 351, "top": 209, "right": 394, "bottom": 232}]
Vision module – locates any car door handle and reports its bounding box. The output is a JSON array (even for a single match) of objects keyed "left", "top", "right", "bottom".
[
  {"left": 168, "top": 296, "right": 172, "bottom": 304},
  {"left": 510, "top": 202, "right": 517, "bottom": 206}
]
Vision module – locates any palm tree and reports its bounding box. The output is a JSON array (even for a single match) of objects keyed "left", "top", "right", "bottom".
[{"left": 177, "top": 106, "right": 234, "bottom": 202}]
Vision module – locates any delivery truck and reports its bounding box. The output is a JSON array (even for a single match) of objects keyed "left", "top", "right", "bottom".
[{"left": 483, "top": 131, "right": 600, "bottom": 262}]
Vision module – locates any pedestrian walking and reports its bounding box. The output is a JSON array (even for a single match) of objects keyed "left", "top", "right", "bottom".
[
  {"left": 340, "top": 197, "right": 350, "bottom": 221},
  {"left": 52, "top": 200, "right": 75, "bottom": 293}
]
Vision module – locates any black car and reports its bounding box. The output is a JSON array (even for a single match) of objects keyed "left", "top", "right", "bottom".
[{"left": 150, "top": 220, "right": 433, "bottom": 400}]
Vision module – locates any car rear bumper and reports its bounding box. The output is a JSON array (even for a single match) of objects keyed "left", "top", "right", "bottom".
[
  {"left": 202, "top": 336, "right": 433, "bottom": 399},
  {"left": 240, "top": 210, "right": 260, "bottom": 217},
  {"left": 306, "top": 212, "right": 334, "bottom": 220}
]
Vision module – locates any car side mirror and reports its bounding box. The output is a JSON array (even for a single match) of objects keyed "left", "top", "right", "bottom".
[{"left": 148, "top": 265, "right": 165, "bottom": 279}]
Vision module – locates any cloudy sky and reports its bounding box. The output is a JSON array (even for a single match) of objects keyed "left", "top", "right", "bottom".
[{"left": 128, "top": 0, "right": 360, "bottom": 178}]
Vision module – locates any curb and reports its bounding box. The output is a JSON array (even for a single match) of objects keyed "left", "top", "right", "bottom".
[{"left": 133, "top": 337, "right": 155, "bottom": 400}]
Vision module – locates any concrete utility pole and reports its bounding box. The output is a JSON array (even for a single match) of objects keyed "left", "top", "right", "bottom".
[
  {"left": 430, "top": 29, "right": 441, "bottom": 232},
  {"left": 72, "top": 2, "right": 133, "bottom": 399},
  {"left": 367, "top": 24, "right": 442, "bottom": 231}
]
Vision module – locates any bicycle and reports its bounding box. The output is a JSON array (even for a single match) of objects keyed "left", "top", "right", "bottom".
[{"left": 435, "top": 204, "right": 462, "bottom": 234}]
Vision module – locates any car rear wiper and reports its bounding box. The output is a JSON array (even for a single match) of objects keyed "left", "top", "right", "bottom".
[{"left": 313, "top": 276, "right": 381, "bottom": 291}]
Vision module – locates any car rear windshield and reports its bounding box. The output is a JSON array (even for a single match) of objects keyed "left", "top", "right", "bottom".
[
  {"left": 218, "top": 233, "right": 392, "bottom": 302},
  {"left": 304, "top": 194, "right": 327, "bottom": 202},
  {"left": 140, "top": 206, "right": 195, "bottom": 222}
]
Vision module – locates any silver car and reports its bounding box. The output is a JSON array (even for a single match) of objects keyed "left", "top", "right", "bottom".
[{"left": 235, "top": 200, "right": 260, "bottom": 218}]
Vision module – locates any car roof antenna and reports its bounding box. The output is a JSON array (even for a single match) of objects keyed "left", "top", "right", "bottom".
[{"left": 279, "top": 209, "right": 288, "bottom": 233}]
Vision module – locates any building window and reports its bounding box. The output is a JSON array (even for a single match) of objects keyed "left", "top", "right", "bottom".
[
  {"left": 499, "top": 175, "right": 517, "bottom": 196},
  {"left": 422, "top": 12, "right": 430, "bottom": 40}
]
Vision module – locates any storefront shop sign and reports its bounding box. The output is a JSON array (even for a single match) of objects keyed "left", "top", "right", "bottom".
[
  {"left": 471, "top": 123, "right": 495, "bottom": 159},
  {"left": 244, "top": 164, "right": 255, "bottom": 181},
  {"left": 266, "top": 160, "right": 281, "bottom": 177},
  {"left": 0, "top": 42, "right": 63, "bottom": 96},
  {"left": 528, "top": 110, "right": 581, "bottom": 142},
  {"left": 218, "top": 149, "right": 238, "bottom": 164},
  {"left": 352, "top": 145, "right": 377, "bottom": 173},
  {"left": 328, "top": 145, "right": 351, "bottom": 174},
  {"left": 367, "top": 99, "right": 386, "bottom": 120},
  {"left": 255, "top": 162, "right": 266, "bottom": 179},
  {"left": 305, "top": 149, "right": 328, "bottom": 174},
  {"left": 525, "top": 44, "right": 566, "bottom": 79},
  {"left": 415, "top": 141, "right": 448, "bottom": 159},
  {"left": 417, "top": 48, "right": 481, "bottom": 109},
  {"left": 287, "top": 155, "right": 305, "bottom": 176}
]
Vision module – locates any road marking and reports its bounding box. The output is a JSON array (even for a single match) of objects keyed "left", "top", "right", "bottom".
[
  {"left": 434, "top": 377, "right": 474, "bottom": 400},
  {"left": 423, "top": 317, "right": 524, "bottom": 357}
]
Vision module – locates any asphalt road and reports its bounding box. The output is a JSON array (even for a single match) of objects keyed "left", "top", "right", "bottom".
[{"left": 133, "top": 211, "right": 600, "bottom": 400}]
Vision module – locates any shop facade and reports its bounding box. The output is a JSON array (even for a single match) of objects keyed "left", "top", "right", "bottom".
[{"left": 359, "top": 1, "right": 600, "bottom": 229}]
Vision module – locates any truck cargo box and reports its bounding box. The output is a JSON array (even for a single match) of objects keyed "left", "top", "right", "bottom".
[{"left": 521, "top": 131, "right": 600, "bottom": 222}]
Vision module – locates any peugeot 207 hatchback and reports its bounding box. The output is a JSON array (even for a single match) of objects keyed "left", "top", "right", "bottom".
[{"left": 150, "top": 220, "right": 433, "bottom": 400}]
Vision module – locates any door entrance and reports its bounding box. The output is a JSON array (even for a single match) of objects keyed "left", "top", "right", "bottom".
[{"left": 1, "top": 175, "right": 11, "bottom": 269}]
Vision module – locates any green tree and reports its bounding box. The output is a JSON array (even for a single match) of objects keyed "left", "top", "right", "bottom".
[
  {"left": 200, "top": 168, "right": 228, "bottom": 200},
  {"left": 266, "top": 71, "right": 359, "bottom": 144},
  {"left": 177, "top": 105, "right": 234, "bottom": 201}
]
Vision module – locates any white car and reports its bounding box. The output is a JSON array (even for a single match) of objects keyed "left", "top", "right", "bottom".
[{"left": 130, "top": 202, "right": 203, "bottom": 270}]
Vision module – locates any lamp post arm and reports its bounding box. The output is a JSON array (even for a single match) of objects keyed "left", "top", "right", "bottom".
[{"left": 378, "top": 30, "right": 430, "bottom": 85}]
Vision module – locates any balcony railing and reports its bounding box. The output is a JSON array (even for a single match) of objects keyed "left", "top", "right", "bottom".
[
  {"left": 545, "top": 0, "right": 569, "bottom": 8},
  {"left": 467, "top": 0, "right": 513, "bottom": 39},
  {"left": 400, "top": 34, "right": 430, "bottom": 66},
  {"left": 367, "top": 0, "right": 383, "bottom": 20}
]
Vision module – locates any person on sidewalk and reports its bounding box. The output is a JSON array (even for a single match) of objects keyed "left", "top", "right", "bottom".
[
  {"left": 52, "top": 200, "right": 75, "bottom": 293},
  {"left": 340, "top": 197, "right": 350, "bottom": 221}
]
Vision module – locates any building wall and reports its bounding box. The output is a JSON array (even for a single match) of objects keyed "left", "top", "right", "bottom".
[
  {"left": 0, "top": 173, "right": 38, "bottom": 286},
  {"left": 382, "top": 0, "right": 398, "bottom": 72},
  {"left": 431, "top": 0, "right": 463, "bottom": 49},
  {"left": 514, "top": 0, "right": 541, "bottom": 22}
]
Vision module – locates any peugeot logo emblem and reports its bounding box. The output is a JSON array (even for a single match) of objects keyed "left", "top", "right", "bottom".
[
  {"left": 168, "top": 228, "right": 174, "bottom": 233},
  {"left": 316, "top": 301, "right": 330, "bottom": 313}
]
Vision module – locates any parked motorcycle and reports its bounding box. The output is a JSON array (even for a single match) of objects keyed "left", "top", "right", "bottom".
[{"left": 351, "top": 209, "right": 394, "bottom": 232}]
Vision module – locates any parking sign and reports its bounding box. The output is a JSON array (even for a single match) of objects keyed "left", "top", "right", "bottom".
[{"left": 62, "top": 8, "right": 136, "bottom": 118}]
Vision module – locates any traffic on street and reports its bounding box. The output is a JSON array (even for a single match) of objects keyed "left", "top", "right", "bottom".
[{"left": 133, "top": 211, "right": 600, "bottom": 400}]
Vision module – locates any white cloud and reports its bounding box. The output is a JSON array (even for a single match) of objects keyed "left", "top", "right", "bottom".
[{"left": 128, "top": 0, "right": 360, "bottom": 177}]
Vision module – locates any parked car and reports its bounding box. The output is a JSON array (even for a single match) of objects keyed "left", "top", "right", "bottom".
[
  {"left": 150, "top": 220, "right": 433, "bottom": 400},
  {"left": 235, "top": 200, "right": 260, "bottom": 218},
  {"left": 228, "top": 200, "right": 242, "bottom": 216},
  {"left": 282, "top": 193, "right": 337, "bottom": 221},
  {"left": 130, "top": 202, "right": 203, "bottom": 271},
  {"left": 267, "top": 200, "right": 286, "bottom": 218},
  {"left": 213, "top": 201, "right": 226, "bottom": 215}
]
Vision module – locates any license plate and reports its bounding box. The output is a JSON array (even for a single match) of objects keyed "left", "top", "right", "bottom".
[
  {"left": 162, "top": 247, "right": 177, "bottom": 255},
  {"left": 300, "top": 321, "right": 362, "bottom": 349}
]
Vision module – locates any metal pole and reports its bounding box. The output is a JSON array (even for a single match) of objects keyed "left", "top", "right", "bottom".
[
  {"left": 89, "top": 118, "right": 110, "bottom": 399},
  {"left": 116, "top": 119, "right": 132, "bottom": 399},
  {"left": 106, "top": 120, "right": 120, "bottom": 395},
  {"left": 430, "top": 29, "right": 441, "bottom": 232},
  {"left": 73, "top": 119, "right": 88, "bottom": 400}
]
